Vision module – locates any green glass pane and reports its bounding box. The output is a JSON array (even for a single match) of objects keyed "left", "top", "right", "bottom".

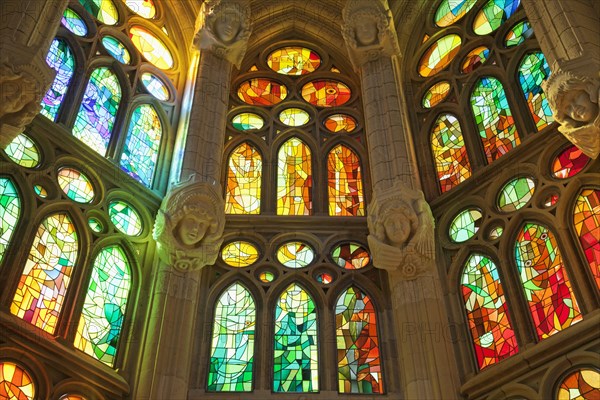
[
  {"left": 33, "top": 185, "right": 47, "bottom": 198},
  {"left": 0, "top": 178, "right": 21, "bottom": 264},
  {"left": 61, "top": 8, "right": 88, "bottom": 36},
  {"left": 4, "top": 134, "right": 40, "bottom": 168},
  {"left": 473, "top": 0, "right": 520, "bottom": 35},
  {"left": 79, "top": 0, "right": 118, "bottom": 25},
  {"left": 232, "top": 113, "right": 264, "bottom": 131},
  {"left": 102, "top": 36, "right": 131, "bottom": 64},
  {"left": 108, "top": 200, "right": 142, "bottom": 235},
  {"left": 489, "top": 226, "right": 504, "bottom": 239},
  {"left": 518, "top": 52, "right": 553, "bottom": 131},
  {"left": 504, "top": 19, "right": 533, "bottom": 47},
  {"left": 497, "top": 177, "right": 535, "bottom": 212},
  {"left": 57, "top": 167, "right": 95, "bottom": 203},
  {"left": 88, "top": 217, "right": 103, "bottom": 233},
  {"left": 259, "top": 271, "right": 274, "bottom": 282},
  {"left": 449, "top": 208, "right": 482, "bottom": 242},
  {"left": 434, "top": 0, "right": 478, "bottom": 27}
]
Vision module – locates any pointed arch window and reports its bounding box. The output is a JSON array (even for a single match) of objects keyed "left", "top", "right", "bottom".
[
  {"left": 517, "top": 51, "right": 553, "bottom": 131},
  {"left": 573, "top": 189, "right": 600, "bottom": 289},
  {"left": 327, "top": 144, "right": 364, "bottom": 216},
  {"left": 277, "top": 138, "right": 312, "bottom": 216},
  {"left": 431, "top": 113, "right": 471, "bottom": 192},
  {"left": 225, "top": 143, "right": 262, "bottom": 215},
  {"left": 0, "top": 177, "right": 21, "bottom": 265},
  {"left": 41, "top": 38, "right": 75, "bottom": 121}
]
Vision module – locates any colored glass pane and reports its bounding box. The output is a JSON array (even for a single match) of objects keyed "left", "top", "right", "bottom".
[
  {"left": 120, "top": 104, "right": 162, "bottom": 187},
  {"left": 73, "top": 67, "right": 122, "bottom": 156},
  {"left": 434, "top": 0, "right": 478, "bottom": 27},
  {"left": 336, "top": 287, "right": 383, "bottom": 393},
  {"left": 41, "top": 39, "right": 75, "bottom": 121},
  {"left": 4, "top": 134, "right": 40, "bottom": 168},
  {"left": 78, "top": 0, "right": 118, "bottom": 25},
  {"left": 422, "top": 81, "right": 451, "bottom": 108},
  {"left": 57, "top": 167, "right": 95, "bottom": 203},
  {"left": 279, "top": 108, "right": 310, "bottom": 126},
  {"left": 277, "top": 138, "right": 312, "bottom": 215},
  {"left": 74, "top": 245, "right": 131, "bottom": 366},
  {"left": 259, "top": 271, "right": 274, "bottom": 283},
  {"left": 471, "top": 76, "right": 520, "bottom": 163},
  {"left": 208, "top": 283, "right": 256, "bottom": 391},
  {"left": 101, "top": 36, "right": 131, "bottom": 64},
  {"left": 61, "top": 8, "right": 88, "bottom": 36},
  {"left": 331, "top": 66, "right": 341, "bottom": 73},
  {"left": 505, "top": 19, "right": 533, "bottom": 47},
  {"left": 518, "top": 52, "right": 553, "bottom": 130},
  {"left": 515, "top": 223, "right": 582, "bottom": 339},
  {"left": 449, "top": 208, "right": 482, "bottom": 242},
  {"left": 431, "top": 113, "right": 471, "bottom": 192},
  {"left": 273, "top": 283, "right": 318, "bottom": 392},
  {"left": 88, "top": 217, "right": 103, "bottom": 233},
  {"left": 461, "top": 46, "right": 490, "bottom": 73},
  {"left": 141, "top": 73, "right": 169, "bottom": 101},
  {"left": 573, "top": 189, "right": 600, "bottom": 290},
  {"left": 489, "top": 226, "right": 503, "bottom": 239},
  {"left": 316, "top": 273, "right": 333, "bottom": 284},
  {"left": 418, "top": 34, "right": 462, "bottom": 77},
  {"left": 11, "top": 213, "right": 78, "bottom": 334},
  {"left": 108, "top": 200, "right": 142, "bottom": 236},
  {"left": 276, "top": 242, "right": 314, "bottom": 269},
  {"left": 123, "top": 0, "right": 156, "bottom": 18},
  {"left": 0, "top": 178, "right": 21, "bottom": 265},
  {"left": 497, "top": 176, "right": 535, "bottom": 212},
  {"left": 129, "top": 26, "right": 173, "bottom": 69},
  {"left": 237, "top": 79, "right": 287, "bottom": 106},
  {"left": 232, "top": 113, "right": 264, "bottom": 131},
  {"left": 0, "top": 362, "right": 35, "bottom": 400},
  {"left": 558, "top": 369, "right": 600, "bottom": 400},
  {"left": 324, "top": 114, "right": 357, "bottom": 133},
  {"left": 221, "top": 241, "right": 259, "bottom": 268},
  {"left": 461, "top": 254, "right": 518, "bottom": 369},
  {"left": 552, "top": 145, "right": 590, "bottom": 179},
  {"left": 332, "top": 243, "right": 370, "bottom": 270},
  {"left": 33, "top": 185, "right": 47, "bottom": 198},
  {"left": 267, "top": 47, "right": 321, "bottom": 75},
  {"left": 225, "top": 143, "right": 262, "bottom": 214},
  {"left": 544, "top": 194, "right": 559, "bottom": 208},
  {"left": 473, "top": 0, "right": 521, "bottom": 35},
  {"left": 301, "top": 80, "right": 351, "bottom": 107},
  {"left": 328, "top": 144, "right": 364, "bottom": 216}
]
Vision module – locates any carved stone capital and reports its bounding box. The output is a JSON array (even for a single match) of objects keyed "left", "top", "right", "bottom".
[
  {"left": 543, "top": 70, "right": 600, "bottom": 158},
  {"left": 153, "top": 180, "right": 225, "bottom": 272},
  {"left": 341, "top": 0, "right": 400, "bottom": 70},
  {"left": 192, "top": 0, "right": 251, "bottom": 68}
]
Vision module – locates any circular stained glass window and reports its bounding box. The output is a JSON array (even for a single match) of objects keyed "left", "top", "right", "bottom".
[
  {"left": 497, "top": 177, "right": 536, "bottom": 212},
  {"left": 88, "top": 217, "right": 104, "bottom": 233},
  {"left": 232, "top": 112, "right": 264, "bottom": 131},
  {"left": 279, "top": 108, "right": 310, "bottom": 126},
  {"left": 488, "top": 225, "right": 503, "bottom": 240},
  {"left": 552, "top": 145, "right": 590, "bottom": 179},
  {"left": 221, "top": 241, "right": 259, "bottom": 267},
  {"left": 57, "top": 167, "right": 95, "bottom": 203},
  {"left": 237, "top": 79, "right": 288, "bottom": 106},
  {"left": 79, "top": 0, "right": 118, "bottom": 25},
  {"left": 473, "top": 0, "right": 520, "bottom": 36},
  {"left": 557, "top": 369, "right": 600, "bottom": 400},
  {"left": 102, "top": 36, "right": 131, "bottom": 64},
  {"left": 505, "top": 20, "right": 534, "bottom": 47},
  {"left": 434, "top": 0, "right": 478, "bottom": 27},
  {"left": 449, "top": 208, "right": 482, "bottom": 242},
  {"left": 276, "top": 241, "right": 315, "bottom": 268},
  {"left": 258, "top": 271, "right": 275, "bottom": 282},
  {"left": 422, "top": 81, "right": 451, "bottom": 108},
  {"left": 108, "top": 200, "right": 142, "bottom": 235},
  {"left": 301, "top": 80, "right": 351, "bottom": 107},
  {"left": 461, "top": 46, "right": 489, "bottom": 73},
  {"left": 323, "top": 114, "right": 357, "bottom": 133},
  {"left": 0, "top": 362, "right": 35, "bottom": 400},
  {"left": 267, "top": 46, "right": 321, "bottom": 75},
  {"left": 61, "top": 8, "right": 88, "bottom": 36},
  {"left": 315, "top": 272, "right": 333, "bottom": 284},
  {"left": 418, "top": 34, "right": 462, "bottom": 77},
  {"left": 141, "top": 72, "right": 170, "bottom": 101},
  {"left": 4, "top": 134, "right": 40, "bottom": 168},
  {"left": 543, "top": 193, "right": 559, "bottom": 208},
  {"left": 33, "top": 184, "right": 48, "bottom": 198},
  {"left": 124, "top": 0, "right": 157, "bottom": 19},
  {"left": 129, "top": 26, "right": 173, "bottom": 69},
  {"left": 331, "top": 243, "right": 370, "bottom": 269}
]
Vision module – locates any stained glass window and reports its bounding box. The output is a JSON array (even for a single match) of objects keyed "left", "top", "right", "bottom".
[
  {"left": 324, "top": 114, "right": 357, "bottom": 133},
  {"left": 422, "top": 81, "right": 451, "bottom": 108},
  {"left": 123, "top": 0, "right": 157, "bottom": 19},
  {"left": 573, "top": 189, "right": 600, "bottom": 290},
  {"left": 504, "top": 19, "right": 533, "bottom": 47},
  {"left": 471, "top": 76, "right": 520, "bottom": 163},
  {"left": 129, "top": 26, "right": 173, "bottom": 69},
  {"left": 461, "top": 254, "right": 517, "bottom": 369},
  {"left": 57, "top": 167, "right": 95, "bottom": 203},
  {"left": 33, "top": 185, "right": 47, "bottom": 198},
  {"left": 328, "top": 144, "right": 364, "bottom": 216},
  {"left": 497, "top": 176, "right": 535, "bottom": 212},
  {"left": 232, "top": 113, "right": 264, "bottom": 131},
  {"left": 0, "top": 362, "right": 35, "bottom": 400},
  {"left": 221, "top": 241, "right": 259, "bottom": 268},
  {"left": 336, "top": 287, "right": 383, "bottom": 393},
  {"left": 120, "top": 104, "right": 162, "bottom": 187},
  {"left": 277, "top": 138, "right": 312, "bottom": 215},
  {"left": 276, "top": 242, "right": 315, "bottom": 268},
  {"left": 41, "top": 39, "right": 75, "bottom": 121},
  {"left": 225, "top": 143, "right": 262, "bottom": 214},
  {"left": 461, "top": 46, "right": 490, "bottom": 73},
  {"left": 11, "top": 213, "right": 78, "bottom": 334},
  {"left": 61, "top": 8, "right": 88, "bottom": 36},
  {"left": 4, "top": 134, "right": 40, "bottom": 168},
  {"left": 267, "top": 47, "right": 321, "bottom": 75},
  {"left": 237, "top": 79, "right": 288, "bottom": 106},
  {"left": 73, "top": 67, "right": 122, "bottom": 156},
  {"left": 140, "top": 72, "right": 169, "bottom": 101},
  {"left": 449, "top": 208, "right": 482, "bottom": 242},
  {"left": 301, "top": 80, "right": 351, "bottom": 107},
  {"left": 74, "top": 245, "right": 131, "bottom": 366},
  {"left": 418, "top": 34, "right": 462, "bottom": 77},
  {"left": 552, "top": 145, "right": 590, "bottom": 179},
  {"left": 208, "top": 283, "right": 256, "bottom": 392},
  {"left": 259, "top": 271, "right": 274, "bottom": 282},
  {"left": 557, "top": 369, "right": 600, "bottom": 400},
  {"left": 79, "top": 0, "right": 119, "bottom": 25},
  {"left": 273, "top": 283, "right": 318, "bottom": 392},
  {"left": 331, "top": 243, "right": 370, "bottom": 270},
  {"left": 518, "top": 52, "right": 553, "bottom": 131},
  {"left": 108, "top": 200, "right": 142, "bottom": 236},
  {"left": 434, "top": 0, "right": 477, "bottom": 27},
  {"left": 101, "top": 36, "right": 131, "bottom": 64},
  {"left": 315, "top": 272, "right": 333, "bottom": 284},
  {"left": 0, "top": 178, "right": 21, "bottom": 265},
  {"left": 473, "top": 0, "right": 521, "bottom": 36},
  {"left": 279, "top": 108, "right": 310, "bottom": 127},
  {"left": 515, "top": 223, "right": 582, "bottom": 339},
  {"left": 431, "top": 113, "right": 471, "bottom": 192}
]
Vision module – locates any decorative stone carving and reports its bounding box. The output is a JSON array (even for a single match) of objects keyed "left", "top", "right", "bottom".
[
  {"left": 192, "top": 0, "right": 251, "bottom": 68},
  {"left": 367, "top": 182, "right": 435, "bottom": 279},
  {"left": 543, "top": 71, "right": 600, "bottom": 158},
  {"left": 153, "top": 180, "right": 225, "bottom": 272},
  {"left": 341, "top": 0, "right": 400, "bottom": 70}
]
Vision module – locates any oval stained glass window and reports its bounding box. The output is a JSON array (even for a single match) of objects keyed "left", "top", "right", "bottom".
[
  {"left": 62, "top": 8, "right": 88, "bottom": 36},
  {"left": 267, "top": 46, "right": 321, "bottom": 75},
  {"left": 505, "top": 19, "right": 533, "bottom": 47},
  {"left": 543, "top": 193, "right": 559, "bottom": 208},
  {"left": 552, "top": 145, "right": 590, "bottom": 179},
  {"left": 422, "top": 81, "right": 451, "bottom": 108},
  {"left": 324, "top": 114, "right": 357, "bottom": 133},
  {"left": 315, "top": 272, "right": 333, "bottom": 284},
  {"left": 57, "top": 167, "right": 95, "bottom": 203},
  {"left": 473, "top": 0, "right": 521, "bottom": 36},
  {"left": 557, "top": 369, "right": 600, "bottom": 400},
  {"left": 497, "top": 176, "right": 535, "bottom": 212},
  {"left": 123, "top": 0, "right": 157, "bottom": 18},
  {"left": 331, "top": 243, "right": 370, "bottom": 270},
  {"left": 461, "top": 46, "right": 490, "bottom": 73},
  {"left": 88, "top": 217, "right": 103, "bottom": 232},
  {"left": 4, "top": 134, "right": 40, "bottom": 168},
  {"left": 237, "top": 79, "right": 288, "bottom": 106},
  {"left": 276, "top": 241, "right": 315, "bottom": 268},
  {"left": 33, "top": 184, "right": 47, "bottom": 198},
  {"left": 232, "top": 112, "right": 264, "bottom": 131},
  {"left": 449, "top": 208, "right": 483, "bottom": 242},
  {"left": 129, "top": 26, "right": 173, "bottom": 69},
  {"left": 279, "top": 108, "right": 310, "bottom": 126},
  {"left": 434, "top": 0, "right": 478, "bottom": 27},
  {"left": 418, "top": 34, "right": 462, "bottom": 77},
  {"left": 79, "top": 0, "right": 119, "bottom": 25},
  {"left": 0, "top": 362, "right": 35, "bottom": 400},
  {"left": 259, "top": 271, "right": 274, "bottom": 282},
  {"left": 489, "top": 225, "right": 503, "bottom": 239},
  {"left": 102, "top": 36, "right": 131, "bottom": 64},
  {"left": 141, "top": 72, "right": 169, "bottom": 101},
  {"left": 221, "top": 241, "right": 259, "bottom": 267},
  {"left": 108, "top": 200, "right": 142, "bottom": 235},
  {"left": 301, "top": 80, "right": 351, "bottom": 107}
]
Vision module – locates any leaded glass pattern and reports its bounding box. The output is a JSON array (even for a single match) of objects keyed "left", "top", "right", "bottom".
[
  {"left": 0, "top": 178, "right": 21, "bottom": 265},
  {"left": 208, "top": 283, "right": 256, "bottom": 392},
  {"left": 276, "top": 242, "right": 315, "bottom": 268},
  {"left": 108, "top": 200, "right": 142, "bottom": 235},
  {"left": 497, "top": 176, "right": 535, "bottom": 212},
  {"left": 324, "top": 114, "right": 357, "bottom": 133},
  {"left": 301, "top": 80, "right": 351, "bottom": 107},
  {"left": 418, "top": 34, "right": 462, "bottom": 77},
  {"left": 277, "top": 138, "right": 312, "bottom": 215},
  {"left": 11, "top": 213, "right": 79, "bottom": 334},
  {"left": 4, "top": 134, "right": 40, "bottom": 168},
  {"left": 267, "top": 47, "right": 321, "bottom": 75},
  {"left": 473, "top": 0, "right": 521, "bottom": 35},
  {"left": 123, "top": 0, "right": 156, "bottom": 19},
  {"left": 225, "top": 143, "right": 262, "bottom": 214},
  {"left": 422, "top": 81, "right": 451, "bottom": 108},
  {"left": 102, "top": 36, "right": 131, "bottom": 64},
  {"left": 232, "top": 113, "right": 264, "bottom": 131},
  {"left": 0, "top": 362, "right": 35, "bottom": 400},
  {"left": 431, "top": 113, "right": 471, "bottom": 192},
  {"left": 518, "top": 52, "right": 553, "bottom": 131},
  {"left": 449, "top": 208, "right": 482, "bottom": 242},
  {"left": 504, "top": 19, "right": 533, "bottom": 47},
  {"left": 461, "top": 46, "right": 489, "bottom": 73},
  {"left": 273, "top": 283, "right": 318, "bottom": 392},
  {"left": 331, "top": 243, "right": 370, "bottom": 270},
  {"left": 573, "top": 189, "right": 600, "bottom": 290},
  {"left": 434, "top": 0, "right": 477, "bottom": 27},
  {"left": 61, "top": 8, "right": 88, "bottom": 36},
  {"left": 552, "top": 145, "right": 590, "bottom": 179},
  {"left": 141, "top": 72, "right": 169, "bottom": 101},
  {"left": 237, "top": 79, "right": 288, "bottom": 106},
  {"left": 279, "top": 108, "right": 310, "bottom": 126},
  {"left": 557, "top": 369, "right": 600, "bottom": 400},
  {"left": 221, "top": 241, "right": 259, "bottom": 268},
  {"left": 74, "top": 245, "right": 131, "bottom": 366},
  {"left": 515, "top": 223, "right": 582, "bottom": 339},
  {"left": 41, "top": 39, "right": 75, "bottom": 121},
  {"left": 129, "top": 26, "right": 173, "bottom": 69},
  {"left": 79, "top": 0, "right": 119, "bottom": 25},
  {"left": 327, "top": 144, "right": 364, "bottom": 216},
  {"left": 57, "top": 167, "right": 95, "bottom": 203}
]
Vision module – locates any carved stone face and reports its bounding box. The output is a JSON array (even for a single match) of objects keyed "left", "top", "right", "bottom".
[
  {"left": 383, "top": 209, "right": 412, "bottom": 246},
  {"left": 354, "top": 17, "right": 378, "bottom": 46},
  {"left": 1, "top": 79, "right": 36, "bottom": 114},
  {"left": 177, "top": 216, "right": 209, "bottom": 247},
  {"left": 213, "top": 12, "right": 241, "bottom": 44},
  {"left": 562, "top": 89, "right": 598, "bottom": 123}
]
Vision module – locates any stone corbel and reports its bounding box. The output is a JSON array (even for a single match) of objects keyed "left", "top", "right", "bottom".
[
  {"left": 367, "top": 182, "right": 435, "bottom": 280},
  {"left": 153, "top": 180, "right": 225, "bottom": 272}
]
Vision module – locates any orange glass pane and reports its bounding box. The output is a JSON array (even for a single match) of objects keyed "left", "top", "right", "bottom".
[
  {"left": 225, "top": 143, "right": 262, "bottom": 214},
  {"left": 558, "top": 369, "right": 600, "bottom": 400},
  {"left": 573, "top": 189, "right": 600, "bottom": 290},
  {"left": 461, "top": 46, "right": 490, "bottom": 73},
  {"left": 237, "top": 79, "right": 288, "bottom": 106},
  {"left": 324, "top": 114, "right": 357, "bottom": 133},
  {"left": 328, "top": 145, "right": 364, "bottom": 216},
  {"left": 431, "top": 113, "right": 471, "bottom": 192},
  {"left": 277, "top": 138, "right": 312, "bottom": 215},
  {"left": 301, "top": 80, "right": 351, "bottom": 107},
  {"left": 267, "top": 46, "right": 321, "bottom": 75},
  {"left": 422, "top": 81, "right": 451, "bottom": 108},
  {"left": 0, "top": 362, "right": 35, "bottom": 400},
  {"left": 418, "top": 34, "right": 462, "bottom": 77}
]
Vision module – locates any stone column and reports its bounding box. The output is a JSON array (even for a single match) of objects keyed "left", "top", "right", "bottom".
[
  {"left": 522, "top": 0, "right": 600, "bottom": 158},
  {"left": 342, "top": 1, "right": 460, "bottom": 398},
  {"left": 0, "top": 0, "right": 68, "bottom": 147},
  {"left": 136, "top": 1, "right": 250, "bottom": 399}
]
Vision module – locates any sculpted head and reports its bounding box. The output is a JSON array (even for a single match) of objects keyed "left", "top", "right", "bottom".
[
  {"left": 173, "top": 203, "right": 217, "bottom": 248},
  {"left": 544, "top": 72, "right": 599, "bottom": 129},
  {"left": 376, "top": 201, "right": 418, "bottom": 247},
  {"left": 343, "top": 6, "right": 389, "bottom": 49},
  {"left": 354, "top": 15, "right": 379, "bottom": 46},
  {"left": 213, "top": 10, "right": 241, "bottom": 44}
]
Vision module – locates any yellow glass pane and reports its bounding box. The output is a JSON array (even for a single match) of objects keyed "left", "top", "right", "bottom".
[
  {"left": 324, "top": 114, "right": 357, "bottom": 133},
  {"left": 279, "top": 108, "right": 310, "bottom": 126},
  {"left": 123, "top": 0, "right": 156, "bottom": 18},
  {"left": 267, "top": 46, "right": 321, "bottom": 75},
  {"left": 277, "top": 138, "right": 312, "bottom": 215},
  {"left": 0, "top": 362, "right": 35, "bottom": 399},
  {"left": 422, "top": 81, "right": 451, "bottom": 108},
  {"left": 129, "top": 26, "right": 173, "bottom": 69},
  {"left": 301, "top": 80, "right": 351, "bottom": 107},
  {"left": 221, "top": 241, "right": 259, "bottom": 267},
  {"left": 237, "top": 79, "right": 287, "bottom": 106},
  {"left": 327, "top": 144, "right": 364, "bottom": 216},
  {"left": 225, "top": 143, "right": 262, "bottom": 214},
  {"left": 418, "top": 34, "right": 462, "bottom": 77}
]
